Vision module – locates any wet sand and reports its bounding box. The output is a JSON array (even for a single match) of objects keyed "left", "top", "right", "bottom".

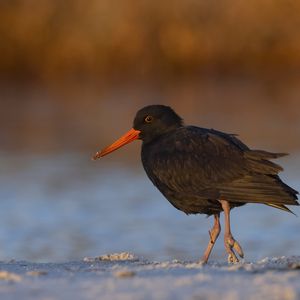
[{"left": 0, "top": 253, "right": 300, "bottom": 300}]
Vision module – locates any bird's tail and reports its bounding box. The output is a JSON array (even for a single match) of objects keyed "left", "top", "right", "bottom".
[
  {"left": 220, "top": 174, "right": 299, "bottom": 209},
  {"left": 265, "top": 203, "right": 297, "bottom": 215}
]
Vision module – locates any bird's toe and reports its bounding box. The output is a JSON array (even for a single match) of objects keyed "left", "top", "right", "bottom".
[
  {"left": 224, "top": 234, "right": 244, "bottom": 263},
  {"left": 233, "top": 240, "right": 244, "bottom": 258},
  {"left": 227, "top": 253, "right": 239, "bottom": 263}
]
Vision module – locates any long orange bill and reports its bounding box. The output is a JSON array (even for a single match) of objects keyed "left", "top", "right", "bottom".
[{"left": 92, "top": 128, "right": 141, "bottom": 160}]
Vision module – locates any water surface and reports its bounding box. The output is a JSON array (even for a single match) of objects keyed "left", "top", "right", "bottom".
[{"left": 0, "top": 153, "right": 299, "bottom": 262}]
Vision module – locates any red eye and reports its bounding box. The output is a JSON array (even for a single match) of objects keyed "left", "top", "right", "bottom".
[{"left": 145, "top": 115, "right": 153, "bottom": 123}]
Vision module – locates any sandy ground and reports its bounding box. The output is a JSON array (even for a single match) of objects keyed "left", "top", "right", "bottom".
[{"left": 0, "top": 253, "right": 299, "bottom": 300}]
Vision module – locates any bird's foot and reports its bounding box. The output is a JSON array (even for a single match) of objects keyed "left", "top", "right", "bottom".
[
  {"left": 224, "top": 234, "right": 244, "bottom": 263},
  {"left": 197, "top": 259, "right": 207, "bottom": 266}
]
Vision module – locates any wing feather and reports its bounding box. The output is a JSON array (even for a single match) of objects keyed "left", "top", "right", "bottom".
[{"left": 142, "top": 126, "right": 299, "bottom": 210}]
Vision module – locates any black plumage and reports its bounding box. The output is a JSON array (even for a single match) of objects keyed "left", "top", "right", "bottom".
[
  {"left": 135, "top": 105, "right": 298, "bottom": 215},
  {"left": 94, "top": 104, "right": 299, "bottom": 263},
  {"left": 141, "top": 125, "right": 297, "bottom": 215}
]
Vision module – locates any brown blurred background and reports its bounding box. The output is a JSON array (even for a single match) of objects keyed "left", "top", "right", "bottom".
[{"left": 1, "top": 0, "right": 300, "bottom": 155}]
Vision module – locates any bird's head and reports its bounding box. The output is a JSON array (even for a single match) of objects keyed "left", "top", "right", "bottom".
[{"left": 93, "top": 105, "right": 183, "bottom": 159}]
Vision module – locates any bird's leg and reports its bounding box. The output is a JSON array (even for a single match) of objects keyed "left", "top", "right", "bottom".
[
  {"left": 200, "top": 213, "right": 221, "bottom": 264},
  {"left": 219, "top": 199, "right": 244, "bottom": 263}
]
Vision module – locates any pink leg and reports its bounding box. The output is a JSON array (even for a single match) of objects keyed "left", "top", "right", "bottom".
[
  {"left": 219, "top": 200, "right": 244, "bottom": 263},
  {"left": 200, "top": 214, "right": 221, "bottom": 264}
]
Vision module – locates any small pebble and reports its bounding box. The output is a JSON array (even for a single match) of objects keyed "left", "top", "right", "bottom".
[
  {"left": 113, "top": 270, "right": 136, "bottom": 278},
  {"left": 26, "top": 270, "right": 48, "bottom": 276},
  {"left": 0, "top": 271, "right": 22, "bottom": 282}
]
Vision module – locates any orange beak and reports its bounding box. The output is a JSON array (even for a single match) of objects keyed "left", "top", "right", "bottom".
[{"left": 92, "top": 128, "right": 141, "bottom": 160}]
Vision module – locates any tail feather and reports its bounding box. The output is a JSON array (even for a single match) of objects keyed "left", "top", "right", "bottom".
[
  {"left": 245, "top": 150, "right": 288, "bottom": 160},
  {"left": 220, "top": 175, "right": 299, "bottom": 206},
  {"left": 265, "top": 203, "right": 297, "bottom": 215},
  {"left": 245, "top": 150, "right": 288, "bottom": 175},
  {"left": 221, "top": 149, "right": 299, "bottom": 212}
]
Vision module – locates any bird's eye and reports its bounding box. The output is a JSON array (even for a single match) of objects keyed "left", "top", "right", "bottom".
[{"left": 144, "top": 115, "right": 153, "bottom": 123}]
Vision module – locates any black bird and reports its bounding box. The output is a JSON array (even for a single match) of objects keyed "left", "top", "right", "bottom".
[{"left": 93, "top": 105, "right": 299, "bottom": 263}]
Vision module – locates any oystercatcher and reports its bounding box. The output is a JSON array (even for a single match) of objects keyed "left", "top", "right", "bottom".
[{"left": 93, "top": 105, "right": 299, "bottom": 263}]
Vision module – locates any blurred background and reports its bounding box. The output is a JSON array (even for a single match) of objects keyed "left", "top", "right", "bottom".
[{"left": 0, "top": 0, "right": 299, "bottom": 262}]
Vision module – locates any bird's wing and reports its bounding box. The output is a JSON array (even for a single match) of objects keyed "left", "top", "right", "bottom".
[
  {"left": 145, "top": 126, "right": 299, "bottom": 207},
  {"left": 146, "top": 126, "right": 247, "bottom": 195}
]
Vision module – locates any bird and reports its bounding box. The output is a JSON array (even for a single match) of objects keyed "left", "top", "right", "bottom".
[{"left": 93, "top": 104, "right": 299, "bottom": 263}]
